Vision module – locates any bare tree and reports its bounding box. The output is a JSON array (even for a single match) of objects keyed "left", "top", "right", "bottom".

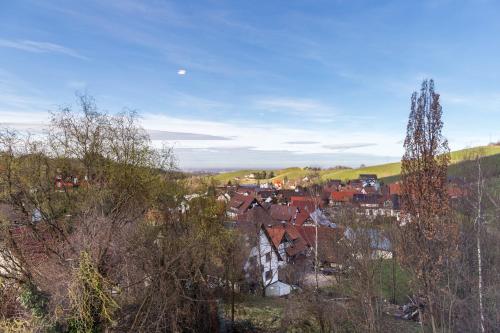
[{"left": 0, "top": 95, "right": 230, "bottom": 332}]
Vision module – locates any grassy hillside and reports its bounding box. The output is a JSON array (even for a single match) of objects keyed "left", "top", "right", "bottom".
[
  {"left": 211, "top": 145, "right": 500, "bottom": 185},
  {"left": 210, "top": 169, "right": 263, "bottom": 184}
]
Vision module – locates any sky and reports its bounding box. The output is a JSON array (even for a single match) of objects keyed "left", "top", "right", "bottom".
[{"left": 1, "top": 0, "right": 500, "bottom": 170}]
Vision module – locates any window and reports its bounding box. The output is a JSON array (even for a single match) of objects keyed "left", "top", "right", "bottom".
[
  {"left": 265, "top": 270, "right": 273, "bottom": 281},
  {"left": 265, "top": 252, "right": 271, "bottom": 262}
]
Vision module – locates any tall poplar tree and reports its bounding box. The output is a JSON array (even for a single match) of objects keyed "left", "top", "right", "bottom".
[{"left": 399, "top": 79, "right": 457, "bottom": 332}]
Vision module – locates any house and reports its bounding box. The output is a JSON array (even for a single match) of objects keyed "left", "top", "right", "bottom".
[
  {"left": 255, "top": 189, "right": 276, "bottom": 202},
  {"left": 324, "top": 179, "right": 342, "bottom": 191},
  {"left": 227, "top": 193, "right": 261, "bottom": 219},
  {"left": 330, "top": 190, "right": 356, "bottom": 205},
  {"left": 264, "top": 223, "right": 309, "bottom": 262},
  {"left": 347, "top": 179, "right": 364, "bottom": 191},
  {"left": 276, "top": 189, "right": 305, "bottom": 204},
  {"left": 242, "top": 223, "right": 291, "bottom": 297},
  {"left": 272, "top": 179, "right": 283, "bottom": 189},
  {"left": 359, "top": 174, "right": 378, "bottom": 188},
  {"left": 296, "top": 225, "right": 344, "bottom": 267},
  {"left": 55, "top": 175, "right": 80, "bottom": 191}
]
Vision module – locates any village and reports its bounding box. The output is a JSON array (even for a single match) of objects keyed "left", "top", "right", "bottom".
[{"left": 212, "top": 172, "right": 465, "bottom": 299}]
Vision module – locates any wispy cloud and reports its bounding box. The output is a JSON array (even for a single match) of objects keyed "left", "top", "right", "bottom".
[
  {"left": 147, "top": 129, "right": 230, "bottom": 141},
  {"left": 254, "top": 97, "right": 336, "bottom": 120},
  {"left": 285, "top": 141, "right": 319, "bottom": 144},
  {"left": 443, "top": 91, "right": 500, "bottom": 113},
  {"left": 0, "top": 39, "right": 88, "bottom": 60},
  {"left": 256, "top": 97, "right": 329, "bottom": 112},
  {"left": 323, "top": 143, "right": 376, "bottom": 151}
]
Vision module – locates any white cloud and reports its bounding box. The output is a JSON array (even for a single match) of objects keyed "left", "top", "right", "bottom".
[
  {"left": 255, "top": 97, "right": 333, "bottom": 115},
  {"left": 139, "top": 112, "right": 402, "bottom": 158},
  {"left": 253, "top": 97, "right": 339, "bottom": 124},
  {"left": 0, "top": 39, "right": 88, "bottom": 60},
  {"left": 323, "top": 143, "right": 376, "bottom": 151}
]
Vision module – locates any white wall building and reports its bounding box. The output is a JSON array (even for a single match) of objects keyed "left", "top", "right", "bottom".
[{"left": 244, "top": 226, "right": 291, "bottom": 297}]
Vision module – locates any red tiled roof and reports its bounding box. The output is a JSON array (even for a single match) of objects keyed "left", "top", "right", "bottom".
[
  {"left": 448, "top": 186, "right": 466, "bottom": 198},
  {"left": 290, "top": 196, "right": 313, "bottom": 203},
  {"left": 389, "top": 183, "right": 401, "bottom": 195},
  {"left": 331, "top": 190, "right": 356, "bottom": 202},
  {"left": 285, "top": 224, "right": 301, "bottom": 240},
  {"left": 291, "top": 201, "right": 317, "bottom": 212},
  {"left": 284, "top": 224, "right": 308, "bottom": 257},
  {"left": 265, "top": 224, "right": 286, "bottom": 248}
]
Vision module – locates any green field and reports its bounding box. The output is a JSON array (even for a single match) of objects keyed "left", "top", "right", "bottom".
[{"left": 211, "top": 145, "right": 500, "bottom": 185}]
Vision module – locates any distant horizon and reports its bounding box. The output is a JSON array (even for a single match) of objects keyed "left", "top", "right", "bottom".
[{"left": 3, "top": 116, "right": 495, "bottom": 171}]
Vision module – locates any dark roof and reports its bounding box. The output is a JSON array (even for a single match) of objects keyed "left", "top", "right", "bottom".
[
  {"left": 236, "top": 205, "right": 276, "bottom": 232},
  {"left": 359, "top": 174, "right": 378, "bottom": 180},
  {"left": 296, "top": 226, "right": 344, "bottom": 263},
  {"left": 228, "top": 193, "right": 259, "bottom": 214},
  {"left": 352, "top": 193, "right": 383, "bottom": 205},
  {"left": 269, "top": 205, "right": 297, "bottom": 222}
]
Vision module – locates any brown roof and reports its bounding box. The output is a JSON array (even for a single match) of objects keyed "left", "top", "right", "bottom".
[
  {"left": 284, "top": 225, "right": 309, "bottom": 257},
  {"left": 229, "top": 193, "right": 258, "bottom": 215},
  {"left": 236, "top": 205, "right": 275, "bottom": 232},
  {"left": 291, "top": 200, "right": 317, "bottom": 212},
  {"left": 296, "top": 225, "right": 344, "bottom": 263},
  {"left": 269, "top": 205, "right": 297, "bottom": 222},
  {"left": 265, "top": 224, "right": 286, "bottom": 248},
  {"left": 294, "top": 210, "right": 311, "bottom": 226}
]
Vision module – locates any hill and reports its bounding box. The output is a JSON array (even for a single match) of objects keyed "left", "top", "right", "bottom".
[{"left": 211, "top": 145, "right": 500, "bottom": 185}]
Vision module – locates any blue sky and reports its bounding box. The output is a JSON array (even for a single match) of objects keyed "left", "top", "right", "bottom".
[{"left": 1, "top": 0, "right": 499, "bottom": 170}]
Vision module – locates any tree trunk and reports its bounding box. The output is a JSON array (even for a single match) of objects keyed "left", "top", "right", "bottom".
[
  {"left": 427, "top": 295, "right": 437, "bottom": 333},
  {"left": 231, "top": 280, "right": 235, "bottom": 328},
  {"left": 476, "top": 157, "right": 486, "bottom": 333},
  {"left": 392, "top": 251, "right": 396, "bottom": 304}
]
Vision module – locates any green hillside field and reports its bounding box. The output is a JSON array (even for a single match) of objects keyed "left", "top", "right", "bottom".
[{"left": 211, "top": 145, "right": 500, "bottom": 185}]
